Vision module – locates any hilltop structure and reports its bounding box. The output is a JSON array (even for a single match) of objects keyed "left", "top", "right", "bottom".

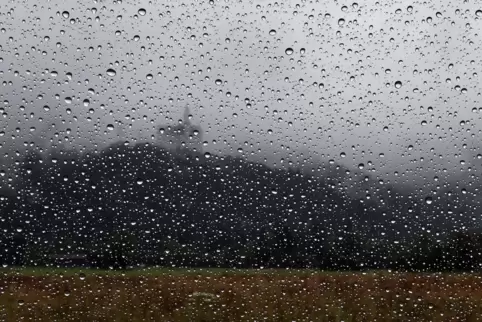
[{"left": 156, "top": 106, "right": 203, "bottom": 154}]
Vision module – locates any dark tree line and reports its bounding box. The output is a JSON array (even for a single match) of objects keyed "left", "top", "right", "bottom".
[{"left": 0, "top": 141, "right": 481, "bottom": 271}]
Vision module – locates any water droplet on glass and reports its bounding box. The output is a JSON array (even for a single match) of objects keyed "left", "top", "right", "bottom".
[
  {"left": 269, "top": 29, "right": 276, "bottom": 35},
  {"left": 79, "top": 273, "right": 86, "bottom": 280},
  {"left": 65, "top": 97, "right": 72, "bottom": 104},
  {"left": 394, "top": 81, "right": 402, "bottom": 88},
  {"left": 107, "top": 124, "right": 114, "bottom": 131},
  {"left": 338, "top": 18, "right": 345, "bottom": 26},
  {"left": 215, "top": 79, "right": 222, "bottom": 85},
  {"left": 138, "top": 8, "right": 146, "bottom": 16},
  {"left": 425, "top": 196, "right": 433, "bottom": 205},
  {"left": 62, "top": 11, "right": 70, "bottom": 19},
  {"left": 476, "top": 10, "right": 482, "bottom": 17},
  {"left": 146, "top": 74, "right": 153, "bottom": 80},
  {"left": 285, "top": 48, "right": 294, "bottom": 55},
  {"left": 106, "top": 68, "right": 116, "bottom": 77}
]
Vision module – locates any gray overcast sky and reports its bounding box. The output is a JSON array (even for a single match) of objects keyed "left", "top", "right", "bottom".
[{"left": 1, "top": 0, "right": 482, "bottom": 185}]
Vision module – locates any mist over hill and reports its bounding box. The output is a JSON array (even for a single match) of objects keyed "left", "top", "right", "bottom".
[{"left": 0, "top": 129, "right": 481, "bottom": 270}]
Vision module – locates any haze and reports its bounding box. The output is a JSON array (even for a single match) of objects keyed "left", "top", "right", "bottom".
[{"left": 1, "top": 0, "right": 482, "bottom": 189}]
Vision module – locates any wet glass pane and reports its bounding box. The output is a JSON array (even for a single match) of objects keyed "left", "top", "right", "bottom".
[{"left": 1, "top": 0, "right": 482, "bottom": 321}]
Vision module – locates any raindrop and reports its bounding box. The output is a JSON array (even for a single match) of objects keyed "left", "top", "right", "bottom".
[
  {"left": 62, "top": 11, "right": 70, "bottom": 19},
  {"left": 83, "top": 99, "right": 90, "bottom": 107},
  {"left": 106, "top": 68, "right": 116, "bottom": 77},
  {"left": 215, "top": 79, "right": 222, "bottom": 85},
  {"left": 425, "top": 196, "right": 433, "bottom": 205},
  {"left": 338, "top": 18, "right": 345, "bottom": 26},
  {"left": 138, "top": 8, "right": 146, "bottom": 16},
  {"left": 269, "top": 29, "right": 276, "bottom": 35},
  {"left": 79, "top": 273, "right": 86, "bottom": 280},
  {"left": 285, "top": 48, "right": 294, "bottom": 55},
  {"left": 394, "top": 81, "right": 402, "bottom": 88},
  {"left": 146, "top": 74, "right": 153, "bottom": 80},
  {"left": 65, "top": 97, "right": 72, "bottom": 104},
  {"left": 476, "top": 10, "right": 482, "bottom": 17},
  {"left": 204, "top": 152, "right": 211, "bottom": 159},
  {"left": 107, "top": 124, "right": 114, "bottom": 131}
]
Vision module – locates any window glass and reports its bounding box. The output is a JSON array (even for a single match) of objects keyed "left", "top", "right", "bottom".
[{"left": 1, "top": 1, "right": 482, "bottom": 321}]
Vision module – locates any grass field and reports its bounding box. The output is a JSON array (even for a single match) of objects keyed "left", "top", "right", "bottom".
[{"left": 1, "top": 267, "right": 482, "bottom": 321}]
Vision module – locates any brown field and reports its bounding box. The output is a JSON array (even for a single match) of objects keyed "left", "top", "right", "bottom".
[{"left": 1, "top": 269, "right": 482, "bottom": 322}]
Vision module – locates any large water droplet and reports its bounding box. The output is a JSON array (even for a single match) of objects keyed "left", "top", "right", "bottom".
[
  {"left": 285, "top": 48, "right": 294, "bottom": 55},
  {"left": 394, "top": 81, "right": 402, "bottom": 88},
  {"left": 138, "top": 8, "right": 146, "bottom": 16},
  {"left": 62, "top": 11, "right": 70, "bottom": 19},
  {"left": 338, "top": 18, "right": 345, "bottom": 26},
  {"left": 269, "top": 29, "right": 277, "bottom": 35},
  {"left": 106, "top": 68, "right": 116, "bottom": 77}
]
